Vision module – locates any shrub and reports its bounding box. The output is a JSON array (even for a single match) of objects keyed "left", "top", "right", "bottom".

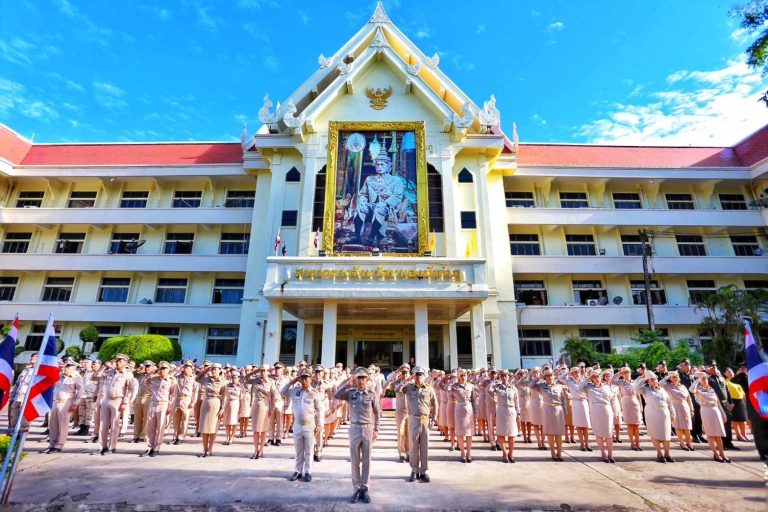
[
  {"left": 560, "top": 335, "right": 598, "bottom": 366},
  {"left": 0, "top": 435, "right": 27, "bottom": 469},
  {"left": 65, "top": 345, "right": 83, "bottom": 360},
  {"left": 97, "top": 335, "right": 181, "bottom": 363},
  {"left": 79, "top": 324, "right": 99, "bottom": 347}
]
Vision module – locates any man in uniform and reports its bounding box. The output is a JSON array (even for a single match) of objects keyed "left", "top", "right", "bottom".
[
  {"left": 171, "top": 360, "right": 197, "bottom": 444},
  {"left": 387, "top": 364, "right": 410, "bottom": 462},
  {"left": 677, "top": 359, "right": 704, "bottom": 443},
  {"left": 656, "top": 360, "right": 669, "bottom": 380},
  {"left": 268, "top": 361, "right": 288, "bottom": 446},
  {"left": 334, "top": 367, "right": 381, "bottom": 504},
  {"left": 132, "top": 360, "right": 156, "bottom": 443},
  {"left": 281, "top": 368, "right": 323, "bottom": 482},
  {"left": 311, "top": 365, "right": 329, "bottom": 462},
  {"left": 75, "top": 359, "right": 98, "bottom": 436},
  {"left": 41, "top": 360, "right": 85, "bottom": 453},
  {"left": 94, "top": 354, "right": 134, "bottom": 455},
  {"left": 141, "top": 361, "right": 176, "bottom": 457},
  {"left": 9, "top": 353, "right": 37, "bottom": 430},
  {"left": 398, "top": 365, "right": 438, "bottom": 483}
]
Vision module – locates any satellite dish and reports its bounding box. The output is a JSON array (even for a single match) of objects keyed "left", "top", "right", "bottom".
[
  {"left": 754, "top": 247, "right": 764, "bottom": 256},
  {"left": 613, "top": 296, "right": 623, "bottom": 305}
]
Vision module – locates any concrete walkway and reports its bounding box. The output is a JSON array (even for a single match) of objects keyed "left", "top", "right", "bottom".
[{"left": 5, "top": 413, "right": 767, "bottom": 511}]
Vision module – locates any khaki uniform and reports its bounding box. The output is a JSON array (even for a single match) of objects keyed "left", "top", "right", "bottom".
[
  {"left": 311, "top": 380, "right": 329, "bottom": 455},
  {"left": 334, "top": 381, "right": 381, "bottom": 491},
  {"left": 171, "top": 375, "right": 198, "bottom": 440},
  {"left": 268, "top": 376, "right": 289, "bottom": 440},
  {"left": 9, "top": 366, "right": 34, "bottom": 430},
  {"left": 96, "top": 368, "right": 133, "bottom": 450},
  {"left": 281, "top": 381, "right": 322, "bottom": 475},
  {"left": 246, "top": 377, "right": 277, "bottom": 432},
  {"left": 388, "top": 378, "right": 409, "bottom": 458},
  {"left": 132, "top": 374, "right": 153, "bottom": 440},
  {"left": 399, "top": 381, "right": 438, "bottom": 474},
  {"left": 77, "top": 370, "right": 98, "bottom": 430},
  {"left": 195, "top": 374, "right": 226, "bottom": 434},
  {"left": 145, "top": 375, "right": 176, "bottom": 451},
  {"left": 48, "top": 373, "right": 85, "bottom": 449},
  {"left": 491, "top": 383, "right": 520, "bottom": 437}
]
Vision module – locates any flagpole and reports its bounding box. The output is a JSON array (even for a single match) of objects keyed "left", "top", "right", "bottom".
[{"left": 0, "top": 313, "right": 54, "bottom": 502}]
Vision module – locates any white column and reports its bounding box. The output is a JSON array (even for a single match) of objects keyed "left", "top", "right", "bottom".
[
  {"left": 402, "top": 328, "right": 410, "bottom": 366},
  {"left": 302, "top": 324, "right": 314, "bottom": 364},
  {"left": 439, "top": 158, "right": 458, "bottom": 257},
  {"left": 263, "top": 301, "right": 282, "bottom": 365},
  {"left": 490, "top": 319, "right": 502, "bottom": 369},
  {"left": 346, "top": 328, "right": 355, "bottom": 368},
  {"left": 441, "top": 324, "right": 450, "bottom": 370},
  {"left": 321, "top": 301, "right": 338, "bottom": 367},
  {"left": 448, "top": 319, "right": 458, "bottom": 370},
  {"left": 414, "top": 302, "right": 429, "bottom": 368},
  {"left": 470, "top": 303, "right": 487, "bottom": 369},
  {"left": 294, "top": 320, "right": 306, "bottom": 365}
]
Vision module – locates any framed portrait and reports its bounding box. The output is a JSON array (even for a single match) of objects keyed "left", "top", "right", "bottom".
[{"left": 323, "top": 121, "right": 429, "bottom": 256}]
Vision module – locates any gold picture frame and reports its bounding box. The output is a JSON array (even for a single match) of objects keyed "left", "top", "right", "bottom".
[{"left": 323, "top": 121, "right": 429, "bottom": 256}]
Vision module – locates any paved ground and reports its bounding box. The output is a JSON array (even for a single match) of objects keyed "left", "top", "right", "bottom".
[{"left": 4, "top": 412, "right": 767, "bottom": 511}]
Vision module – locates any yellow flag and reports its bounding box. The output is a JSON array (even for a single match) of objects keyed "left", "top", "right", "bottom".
[
  {"left": 465, "top": 231, "right": 476, "bottom": 257},
  {"left": 429, "top": 231, "right": 436, "bottom": 253}
]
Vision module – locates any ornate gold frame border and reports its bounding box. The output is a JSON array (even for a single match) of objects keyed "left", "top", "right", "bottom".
[{"left": 322, "top": 121, "right": 429, "bottom": 256}]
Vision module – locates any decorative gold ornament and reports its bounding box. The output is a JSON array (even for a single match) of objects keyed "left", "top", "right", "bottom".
[{"left": 365, "top": 86, "right": 392, "bottom": 110}]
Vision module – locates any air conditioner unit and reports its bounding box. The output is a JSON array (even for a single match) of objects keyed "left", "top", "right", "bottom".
[{"left": 586, "top": 299, "right": 599, "bottom": 306}]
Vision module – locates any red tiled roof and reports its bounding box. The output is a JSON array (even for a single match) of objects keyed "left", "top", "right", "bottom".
[
  {"left": 0, "top": 125, "right": 32, "bottom": 165},
  {"left": 20, "top": 143, "right": 243, "bottom": 166},
  {"left": 516, "top": 144, "right": 743, "bottom": 169},
  {"left": 734, "top": 124, "right": 768, "bottom": 167}
]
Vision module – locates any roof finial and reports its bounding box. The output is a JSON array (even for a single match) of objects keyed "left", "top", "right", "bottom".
[
  {"left": 240, "top": 122, "right": 248, "bottom": 147},
  {"left": 369, "top": 2, "right": 390, "bottom": 24}
]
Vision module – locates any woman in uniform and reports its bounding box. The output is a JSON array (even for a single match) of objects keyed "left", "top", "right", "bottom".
[
  {"left": 559, "top": 367, "right": 592, "bottom": 451},
  {"left": 246, "top": 364, "right": 278, "bottom": 460},
  {"left": 603, "top": 370, "right": 622, "bottom": 444},
  {"left": 575, "top": 369, "right": 615, "bottom": 463},
  {"left": 724, "top": 367, "right": 749, "bottom": 442},
  {"left": 492, "top": 370, "right": 520, "bottom": 462},
  {"left": 660, "top": 371, "right": 694, "bottom": 451},
  {"left": 450, "top": 369, "right": 476, "bottom": 463},
  {"left": 221, "top": 370, "right": 241, "bottom": 445},
  {"left": 440, "top": 373, "right": 458, "bottom": 451},
  {"left": 514, "top": 369, "right": 532, "bottom": 443},
  {"left": 526, "top": 367, "right": 546, "bottom": 451},
  {"left": 195, "top": 363, "right": 227, "bottom": 457},
  {"left": 530, "top": 367, "right": 568, "bottom": 461},
  {"left": 485, "top": 369, "right": 499, "bottom": 450},
  {"left": 690, "top": 371, "right": 730, "bottom": 462},
  {"left": 612, "top": 366, "right": 642, "bottom": 451},
  {"left": 472, "top": 370, "right": 488, "bottom": 441},
  {"left": 238, "top": 366, "right": 252, "bottom": 438},
  {"left": 633, "top": 371, "right": 676, "bottom": 463}
]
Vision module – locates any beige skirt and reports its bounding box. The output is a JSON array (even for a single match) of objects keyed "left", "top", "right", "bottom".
[
  {"left": 495, "top": 405, "right": 519, "bottom": 437},
  {"left": 251, "top": 399, "right": 271, "bottom": 433},
  {"left": 200, "top": 397, "right": 222, "bottom": 434},
  {"left": 454, "top": 403, "right": 474, "bottom": 437}
]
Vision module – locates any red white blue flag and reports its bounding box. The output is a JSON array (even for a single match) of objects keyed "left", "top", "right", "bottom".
[
  {"left": 273, "top": 229, "right": 281, "bottom": 252},
  {"left": 281, "top": 243, "right": 287, "bottom": 256},
  {"left": 0, "top": 314, "right": 19, "bottom": 411},
  {"left": 23, "top": 320, "right": 59, "bottom": 422},
  {"left": 314, "top": 228, "right": 320, "bottom": 249},
  {"left": 744, "top": 319, "right": 768, "bottom": 419}
]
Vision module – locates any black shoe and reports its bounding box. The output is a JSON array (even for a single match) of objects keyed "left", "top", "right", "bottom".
[
  {"left": 360, "top": 488, "right": 370, "bottom": 504},
  {"left": 88, "top": 436, "right": 99, "bottom": 444},
  {"left": 267, "top": 440, "right": 274, "bottom": 446},
  {"left": 111, "top": 449, "right": 116, "bottom": 454},
  {"left": 289, "top": 472, "right": 302, "bottom": 481},
  {"left": 398, "top": 455, "right": 405, "bottom": 463},
  {"left": 42, "top": 429, "right": 49, "bottom": 435},
  {"left": 408, "top": 472, "right": 417, "bottom": 482},
  {"left": 314, "top": 454, "right": 321, "bottom": 462},
  {"left": 74, "top": 425, "right": 89, "bottom": 436},
  {"left": 100, "top": 448, "right": 108, "bottom": 456},
  {"left": 351, "top": 489, "right": 361, "bottom": 503},
  {"left": 419, "top": 473, "right": 430, "bottom": 483},
  {"left": 39, "top": 447, "right": 53, "bottom": 454},
  {"left": 132, "top": 438, "right": 140, "bottom": 444},
  {"left": 405, "top": 454, "right": 409, "bottom": 462},
  {"left": 148, "top": 450, "right": 157, "bottom": 457},
  {"left": 664, "top": 456, "right": 675, "bottom": 463},
  {"left": 139, "top": 450, "right": 151, "bottom": 457},
  {"left": 303, "top": 473, "right": 312, "bottom": 482},
  {"left": 724, "top": 445, "right": 740, "bottom": 451},
  {"left": 275, "top": 439, "right": 282, "bottom": 446}
]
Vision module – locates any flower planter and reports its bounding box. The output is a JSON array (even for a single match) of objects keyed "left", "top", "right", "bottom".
[{"left": 380, "top": 397, "right": 396, "bottom": 411}]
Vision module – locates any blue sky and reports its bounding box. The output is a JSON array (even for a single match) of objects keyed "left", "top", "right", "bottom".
[{"left": 1, "top": 0, "right": 766, "bottom": 146}]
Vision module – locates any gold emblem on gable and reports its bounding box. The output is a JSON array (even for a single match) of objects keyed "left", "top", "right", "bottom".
[{"left": 365, "top": 86, "right": 392, "bottom": 110}]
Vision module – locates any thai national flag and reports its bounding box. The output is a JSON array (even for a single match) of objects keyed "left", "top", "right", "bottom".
[
  {"left": 23, "top": 321, "right": 60, "bottom": 422},
  {"left": 313, "top": 228, "right": 320, "bottom": 249},
  {"left": 744, "top": 320, "right": 768, "bottom": 419},
  {"left": 273, "top": 229, "right": 281, "bottom": 252},
  {"left": 281, "top": 243, "right": 287, "bottom": 256},
  {"left": 0, "top": 314, "right": 19, "bottom": 411}
]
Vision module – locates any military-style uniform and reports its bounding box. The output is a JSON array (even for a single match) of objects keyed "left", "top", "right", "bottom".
[
  {"left": 387, "top": 365, "right": 410, "bottom": 461},
  {"left": 143, "top": 366, "right": 176, "bottom": 455},
  {"left": 95, "top": 356, "right": 134, "bottom": 453},
  {"left": 281, "top": 374, "right": 323, "bottom": 479},
  {"left": 171, "top": 370, "right": 198, "bottom": 443},
  {"left": 45, "top": 365, "right": 85, "bottom": 452},
  {"left": 398, "top": 367, "right": 438, "bottom": 480},
  {"left": 9, "top": 364, "right": 35, "bottom": 430},
  {"left": 77, "top": 367, "right": 98, "bottom": 434},
  {"left": 310, "top": 369, "right": 330, "bottom": 459},
  {"left": 132, "top": 363, "right": 156, "bottom": 441},
  {"left": 268, "top": 365, "right": 289, "bottom": 444}
]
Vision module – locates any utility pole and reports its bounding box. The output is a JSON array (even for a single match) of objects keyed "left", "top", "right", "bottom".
[{"left": 638, "top": 229, "right": 656, "bottom": 331}]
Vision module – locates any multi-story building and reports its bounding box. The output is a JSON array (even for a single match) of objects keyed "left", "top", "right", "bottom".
[{"left": 1, "top": 4, "right": 767, "bottom": 369}]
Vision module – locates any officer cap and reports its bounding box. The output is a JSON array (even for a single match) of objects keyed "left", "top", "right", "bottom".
[
  {"left": 142, "top": 360, "right": 156, "bottom": 367},
  {"left": 398, "top": 364, "right": 411, "bottom": 372},
  {"left": 202, "top": 360, "right": 212, "bottom": 367},
  {"left": 211, "top": 363, "right": 222, "bottom": 369},
  {"left": 314, "top": 364, "right": 325, "bottom": 372},
  {"left": 498, "top": 369, "right": 509, "bottom": 376},
  {"left": 489, "top": 368, "right": 498, "bottom": 374},
  {"left": 183, "top": 360, "right": 195, "bottom": 368},
  {"left": 411, "top": 366, "right": 426, "bottom": 375},
  {"left": 479, "top": 367, "right": 488, "bottom": 373},
  {"left": 64, "top": 360, "right": 77, "bottom": 367},
  {"left": 457, "top": 368, "right": 468, "bottom": 375},
  {"left": 679, "top": 359, "right": 691, "bottom": 366},
  {"left": 298, "top": 369, "right": 311, "bottom": 378},
  {"left": 298, "top": 360, "right": 308, "bottom": 366},
  {"left": 657, "top": 360, "right": 667, "bottom": 367},
  {"left": 667, "top": 370, "right": 679, "bottom": 378},
  {"left": 274, "top": 362, "right": 285, "bottom": 369},
  {"left": 645, "top": 371, "right": 658, "bottom": 380},
  {"left": 570, "top": 366, "right": 580, "bottom": 373},
  {"left": 354, "top": 367, "right": 369, "bottom": 378},
  {"left": 257, "top": 364, "right": 268, "bottom": 371},
  {"left": 158, "top": 361, "right": 171, "bottom": 370},
  {"left": 115, "top": 353, "right": 129, "bottom": 361}
]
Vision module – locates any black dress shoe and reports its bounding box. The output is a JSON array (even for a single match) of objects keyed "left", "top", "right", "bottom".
[
  {"left": 42, "top": 429, "right": 49, "bottom": 435},
  {"left": 139, "top": 450, "right": 151, "bottom": 457},
  {"left": 100, "top": 448, "right": 108, "bottom": 456},
  {"left": 314, "top": 454, "right": 321, "bottom": 462},
  {"left": 664, "top": 456, "right": 675, "bottom": 463},
  {"left": 289, "top": 472, "right": 302, "bottom": 481},
  {"left": 173, "top": 438, "right": 181, "bottom": 445},
  {"left": 275, "top": 439, "right": 282, "bottom": 446},
  {"left": 303, "top": 473, "right": 312, "bottom": 482},
  {"left": 419, "top": 473, "right": 431, "bottom": 483},
  {"left": 724, "top": 445, "right": 740, "bottom": 451},
  {"left": 39, "top": 447, "right": 52, "bottom": 454},
  {"left": 360, "top": 488, "right": 370, "bottom": 504},
  {"left": 148, "top": 450, "right": 157, "bottom": 457},
  {"left": 398, "top": 455, "right": 405, "bottom": 463},
  {"left": 408, "top": 472, "right": 417, "bottom": 482},
  {"left": 351, "top": 489, "right": 361, "bottom": 503}
]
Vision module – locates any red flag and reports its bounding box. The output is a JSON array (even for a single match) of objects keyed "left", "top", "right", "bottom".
[
  {"left": 0, "top": 314, "right": 19, "bottom": 411},
  {"left": 273, "top": 229, "right": 281, "bottom": 252},
  {"left": 313, "top": 228, "right": 320, "bottom": 249},
  {"left": 23, "top": 320, "right": 59, "bottom": 421}
]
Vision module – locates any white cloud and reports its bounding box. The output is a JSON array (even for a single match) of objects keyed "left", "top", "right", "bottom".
[
  {"left": 476, "top": 24, "right": 486, "bottom": 35},
  {"left": 0, "top": 78, "right": 59, "bottom": 121},
  {"left": 730, "top": 27, "right": 749, "bottom": 44},
  {"left": 263, "top": 55, "right": 279, "bottom": 71},
  {"left": 93, "top": 81, "right": 127, "bottom": 109},
  {"left": 531, "top": 113, "right": 547, "bottom": 126},
  {"left": 187, "top": 0, "right": 222, "bottom": 31},
  {"left": 66, "top": 80, "right": 84, "bottom": 92},
  {"left": 548, "top": 21, "right": 564, "bottom": 31},
  {"left": 415, "top": 29, "right": 431, "bottom": 39},
  {"left": 155, "top": 8, "right": 171, "bottom": 20},
  {"left": 575, "top": 58, "right": 767, "bottom": 146},
  {"left": 297, "top": 9, "right": 309, "bottom": 26}
]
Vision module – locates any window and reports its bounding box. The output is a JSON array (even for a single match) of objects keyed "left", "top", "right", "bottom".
[
  {"left": 55, "top": 233, "right": 85, "bottom": 254},
  {"left": 164, "top": 233, "right": 194, "bottom": 255},
  {"left": 580, "top": 328, "right": 612, "bottom": 353},
  {"left": 212, "top": 278, "right": 245, "bottom": 304},
  {"left": 427, "top": 167, "right": 444, "bottom": 232},
  {"left": 0, "top": 277, "right": 19, "bottom": 301},
  {"left": 219, "top": 233, "right": 249, "bottom": 255},
  {"left": 572, "top": 280, "right": 607, "bottom": 305},
  {"left": 509, "top": 234, "right": 541, "bottom": 255},
  {"left": 173, "top": 190, "right": 202, "bottom": 208},
  {"left": 666, "top": 193, "right": 695, "bottom": 210},
  {"left": 206, "top": 327, "right": 239, "bottom": 355},
  {"left": 149, "top": 326, "right": 181, "bottom": 344},
  {"left": 225, "top": 190, "right": 255, "bottom": 208},
  {"left": 566, "top": 234, "right": 596, "bottom": 256},
  {"left": 560, "top": 192, "right": 589, "bottom": 208},
  {"left": 24, "top": 323, "right": 61, "bottom": 351},
  {"left": 2, "top": 233, "right": 31, "bottom": 253},
  {"left": 687, "top": 280, "right": 716, "bottom": 305},
  {"left": 94, "top": 325, "right": 121, "bottom": 352},
  {"left": 460, "top": 211, "right": 477, "bottom": 229},
  {"left": 42, "top": 277, "right": 74, "bottom": 302},
  {"left": 109, "top": 233, "right": 141, "bottom": 254},
  {"left": 285, "top": 167, "right": 301, "bottom": 182},
  {"left": 676, "top": 235, "right": 706, "bottom": 256},
  {"left": 621, "top": 235, "right": 644, "bottom": 256},
  {"left": 506, "top": 191, "right": 535, "bottom": 208},
  {"left": 120, "top": 191, "right": 148, "bottom": 208},
  {"left": 731, "top": 235, "right": 760, "bottom": 256},
  {"left": 719, "top": 193, "right": 747, "bottom": 211},
  {"left": 630, "top": 280, "right": 667, "bottom": 305},
  {"left": 98, "top": 277, "right": 130, "bottom": 303},
  {"left": 155, "top": 278, "right": 187, "bottom": 304},
  {"left": 67, "top": 191, "right": 97, "bottom": 208},
  {"left": 519, "top": 329, "right": 552, "bottom": 356},
  {"left": 613, "top": 193, "right": 642, "bottom": 209},
  {"left": 15, "top": 191, "right": 44, "bottom": 208},
  {"left": 744, "top": 280, "right": 768, "bottom": 290},
  {"left": 514, "top": 280, "right": 548, "bottom": 305},
  {"left": 312, "top": 168, "right": 326, "bottom": 232},
  {"left": 457, "top": 168, "right": 474, "bottom": 183},
  {"left": 281, "top": 210, "right": 298, "bottom": 227}
]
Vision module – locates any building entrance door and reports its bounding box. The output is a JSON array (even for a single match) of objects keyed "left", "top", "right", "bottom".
[{"left": 353, "top": 340, "right": 404, "bottom": 372}]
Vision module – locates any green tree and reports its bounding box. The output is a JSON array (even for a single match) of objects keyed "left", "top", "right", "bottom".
[
  {"left": 0, "top": 325, "right": 9, "bottom": 338},
  {"left": 65, "top": 345, "right": 83, "bottom": 359},
  {"left": 695, "top": 284, "right": 767, "bottom": 366},
  {"left": 79, "top": 324, "right": 99, "bottom": 352},
  {"left": 732, "top": 1, "right": 768, "bottom": 105},
  {"left": 560, "top": 335, "right": 598, "bottom": 366},
  {"left": 97, "top": 334, "right": 181, "bottom": 363}
]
